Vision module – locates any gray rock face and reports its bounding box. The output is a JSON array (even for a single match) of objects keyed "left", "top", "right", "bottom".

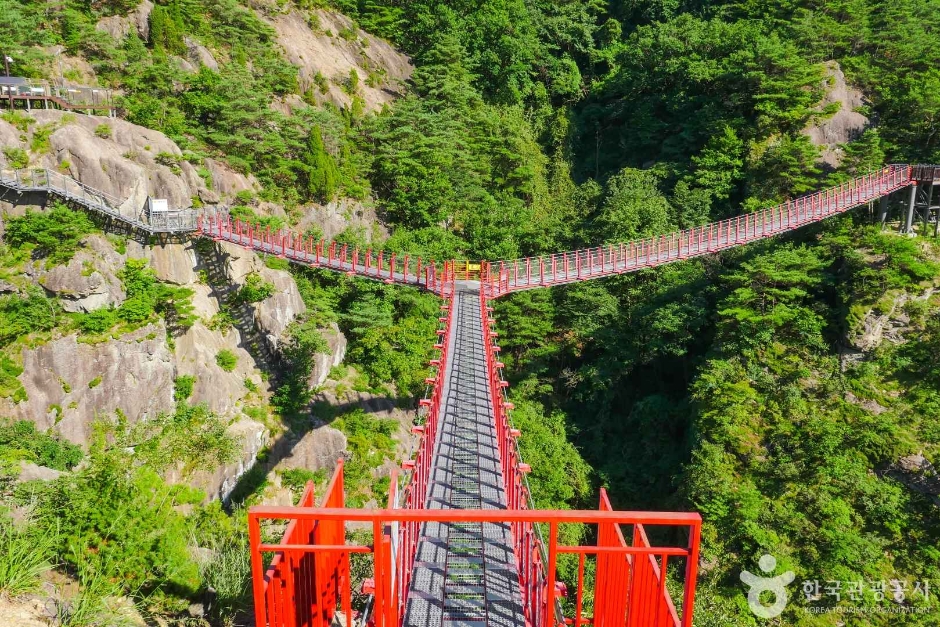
[
  {"left": 275, "top": 424, "right": 348, "bottom": 474},
  {"left": 168, "top": 417, "right": 269, "bottom": 502},
  {"left": 174, "top": 322, "right": 257, "bottom": 417},
  {"left": 203, "top": 158, "right": 258, "bottom": 198},
  {"left": 95, "top": 0, "right": 153, "bottom": 41},
  {"left": 40, "top": 248, "right": 125, "bottom": 313},
  {"left": 261, "top": 9, "right": 412, "bottom": 113},
  {"left": 18, "top": 462, "right": 64, "bottom": 483},
  {"left": 185, "top": 37, "right": 219, "bottom": 71},
  {"left": 3, "top": 322, "right": 175, "bottom": 446},
  {"left": 849, "top": 289, "right": 933, "bottom": 352},
  {"left": 19, "top": 110, "right": 250, "bottom": 210},
  {"left": 884, "top": 454, "right": 940, "bottom": 500},
  {"left": 149, "top": 242, "right": 198, "bottom": 285},
  {"left": 804, "top": 61, "right": 869, "bottom": 169},
  {"left": 255, "top": 267, "right": 306, "bottom": 351},
  {"left": 309, "top": 323, "right": 347, "bottom": 388},
  {"left": 297, "top": 197, "right": 389, "bottom": 244}
]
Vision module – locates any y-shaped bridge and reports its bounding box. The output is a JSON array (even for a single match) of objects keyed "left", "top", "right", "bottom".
[{"left": 3, "top": 164, "right": 940, "bottom": 627}]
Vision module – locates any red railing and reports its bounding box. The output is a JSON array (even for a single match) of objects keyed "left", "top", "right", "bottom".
[
  {"left": 196, "top": 215, "right": 454, "bottom": 295},
  {"left": 392, "top": 269, "right": 456, "bottom": 618},
  {"left": 249, "top": 464, "right": 702, "bottom": 627},
  {"left": 249, "top": 460, "right": 353, "bottom": 627},
  {"left": 478, "top": 285, "right": 700, "bottom": 626},
  {"left": 484, "top": 165, "right": 912, "bottom": 296}
]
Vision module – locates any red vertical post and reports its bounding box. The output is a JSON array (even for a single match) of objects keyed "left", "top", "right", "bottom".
[
  {"left": 682, "top": 521, "right": 701, "bottom": 627},
  {"left": 390, "top": 253, "right": 396, "bottom": 280},
  {"left": 248, "top": 514, "right": 266, "bottom": 627}
]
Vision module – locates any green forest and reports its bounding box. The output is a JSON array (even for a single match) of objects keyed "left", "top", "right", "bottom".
[{"left": 1, "top": 0, "right": 940, "bottom": 625}]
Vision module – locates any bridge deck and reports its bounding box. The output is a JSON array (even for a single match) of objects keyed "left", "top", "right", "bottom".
[{"left": 403, "top": 289, "right": 525, "bottom": 627}]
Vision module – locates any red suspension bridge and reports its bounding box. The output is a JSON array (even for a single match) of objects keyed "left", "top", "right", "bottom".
[{"left": 3, "top": 163, "right": 940, "bottom": 627}]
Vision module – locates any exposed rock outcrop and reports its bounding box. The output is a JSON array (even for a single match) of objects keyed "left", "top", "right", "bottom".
[
  {"left": 309, "top": 323, "right": 347, "bottom": 388},
  {"left": 275, "top": 424, "right": 348, "bottom": 474},
  {"left": 185, "top": 37, "right": 219, "bottom": 71},
  {"left": 39, "top": 247, "right": 126, "bottom": 313},
  {"left": 297, "top": 197, "right": 389, "bottom": 244},
  {"left": 804, "top": 61, "right": 869, "bottom": 169},
  {"left": 18, "top": 462, "right": 64, "bottom": 483},
  {"left": 168, "top": 417, "right": 269, "bottom": 502},
  {"left": 883, "top": 454, "right": 940, "bottom": 502},
  {"left": 3, "top": 321, "right": 175, "bottom": 446},
  {"left": 95, "top": 0, "right": 154, "bottom": 41},
  {"left": 148, "top": 242, "right": 198, "bottom": 285},
  {"left": 848, "top": 289, "right": 933, "bottom": 352},
  {"left": 261, "top": 9, "right": 412, "bottom": 112},
  {"left": 3, "top": 110, "right": 253, "bottom": 210},
  {"left": 174, "top": 322, "right": 258, "bottom": 417},
  {"left": 254, "top": 267, "right": 306, "bottom": 351}
]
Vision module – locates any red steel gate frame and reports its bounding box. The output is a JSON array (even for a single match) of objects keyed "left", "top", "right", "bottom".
[{"left": 248, "top": 467, "right": 701, "bottom": 627}]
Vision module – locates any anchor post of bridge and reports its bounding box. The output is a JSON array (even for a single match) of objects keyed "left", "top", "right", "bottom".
[
  {"left": 877, "top": 195, "right": 889, "bottom": 229},
  {"left": 903, "top": 183, "right": 917, "bottom": 235}
]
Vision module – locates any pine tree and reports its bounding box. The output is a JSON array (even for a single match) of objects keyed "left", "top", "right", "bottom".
[{"left": 303, "top": 127, "right": 339, "bottom": 203}]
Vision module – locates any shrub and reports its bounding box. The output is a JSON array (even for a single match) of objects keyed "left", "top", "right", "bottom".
[
  {"left": 30, "top": 124, "right": 54, "bottom": 154},
  {"left": 236, "top": 273, "right": 275, "bottom": 304},
  {"left": 77, "top": 308, "right": 119, "bottom": 335},
  {"left": 87, "top": 376, "right": 102, "bottom": 389},
  {"left": 4, "top": 205, "right": 96, "bottom": 265},
  {"left": 174, "top": 375, "right": 195, "bottom": 401},
  {"left": 2, "top": 147, "right": 28, "bottom": 169},
  {"left": 0, "top": 287, "right": 58, "bottom": 348},
  {"left": 216, "top": 349, "right": 237, "bottom": 372},
  {"left": 264, "top": 255, "right": 290, "bottom": 270},
  {"left": 0, "top": 356, "right": 27, "bottom": 403},
  {"left": 0, "top": 419, "right": 83, "bottom": 471},
  {"left": 94, "top": 123, "right": 112, "bottom": 139}
]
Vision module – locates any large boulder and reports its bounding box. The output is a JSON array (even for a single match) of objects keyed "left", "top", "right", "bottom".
[
  {"left": 39, "top": 248, "right": 125, "bottom": 313},
  {"left": 275, "top": 424, "right": 348, "bottom": 473},
  {"left": 3, "top": 322, "right": 175, "bottom": 446},
  {"left": 95, "top": 0, "right": 153, "bottom": 41}
]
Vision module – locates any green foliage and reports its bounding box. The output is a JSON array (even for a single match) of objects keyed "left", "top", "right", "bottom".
[
  {"left": 77, "top": 307, "right": 119, "bottom": 335},
  {"left": 133, "top": 403, "right": 238, "bottom": 474},
  {"left": 87, "top": 376, "right": 102, "bottom": 389},
  {"left": 332, "top": 409, "right": 397, "bottom": 504},
  {"left": 0, "top": 516, "right": 56, "bottom": 597},
  {"left": 236, "top": 272, "right": 275, "bottom": 304},
  {"left": 0, "top": 286, "right": 57, "bottom": 348},
  {"left": 5, "top": 205, "right": 96, "bottom": 265},
  {"left": 36, "top": 444, "right": 203, "bottom": 601},
  {"left": 0, "top": 419, "right": 83, "bottom": 471},
  {"left": 216, "top": 349, "right": 238, "bottom": 372},
  {"left": 173, "top": 375, "right": 195, "bottom": 401},
  {"left": 2, "top": 147, "right": 28, "bottom": 169},
  {"left": 0, "top": 355, "right": 27, "bottom": 403},
  {"left": 94, "top": 123, "right": 112, "bottom": 139},
  {"left": 118, "top": 259, "right": 196, "bottom": 330}
]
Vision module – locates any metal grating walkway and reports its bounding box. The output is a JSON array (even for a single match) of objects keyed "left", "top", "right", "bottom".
[{"left": 403, "top": 288, "right": 525, "bottom": 627}]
